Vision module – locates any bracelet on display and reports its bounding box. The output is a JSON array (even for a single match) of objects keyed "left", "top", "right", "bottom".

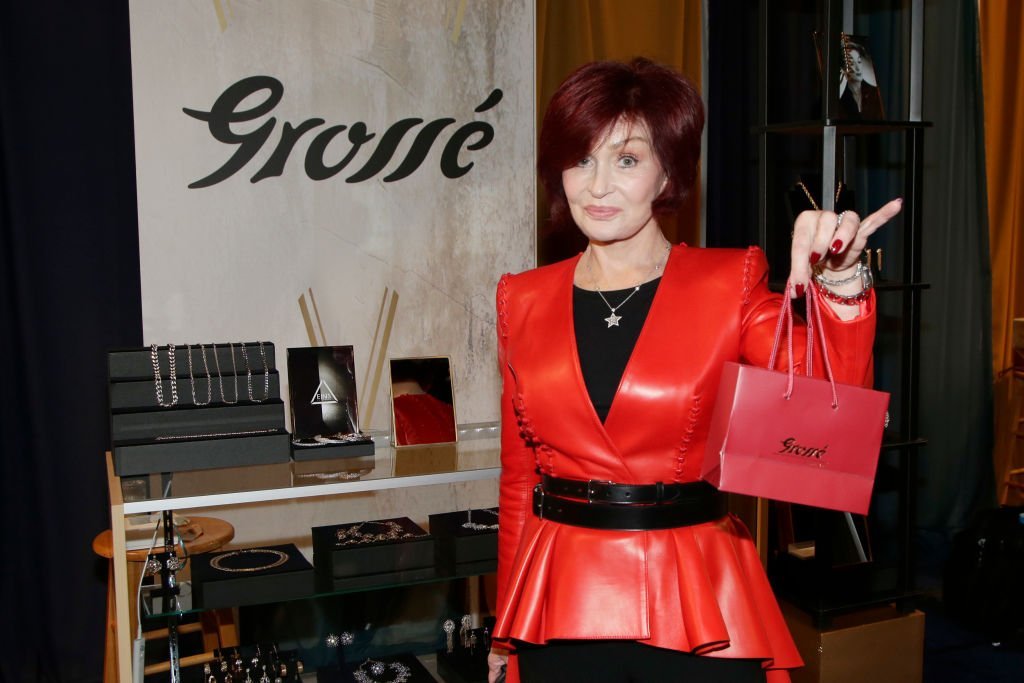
[
  {"left": 209, "top": 548, "right": 290, "bottom": 573},
  {"left": 334, "top": 520, "right": 421, "bottom": 546},
  {"left": 354, "top": 659, "right": 412, "bottom": 683},
  {"left": 154, "top": 428, "right": 282, "bottom": 442}
]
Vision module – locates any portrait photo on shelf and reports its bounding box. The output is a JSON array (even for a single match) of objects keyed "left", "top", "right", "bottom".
[
  {"left": 389, "top": 356, "right": 458, "bottom": 447},
  {"left": 814, "top": 31, "right": 886, "bottom": 121},
  {"left": 287, "top": 345, "right": 364, "bottom": 444}
]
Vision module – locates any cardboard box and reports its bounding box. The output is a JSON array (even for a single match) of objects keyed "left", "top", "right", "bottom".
[{"left": 782, "top": 602, "right": 924, "bottom": 683}]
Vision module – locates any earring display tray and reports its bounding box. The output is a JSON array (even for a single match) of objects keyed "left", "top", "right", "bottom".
[
  {"left": 191, "top": 543, "right": 314, "bottom": 609},
  {"left": 428, "top": 509, "right": 498, "bottom": 575},
  {"left": 313, "top": 517, "right": 434, "bottom": 581},
  {"left": 112, "top": 430, "right": 290, "bottom": 477}
]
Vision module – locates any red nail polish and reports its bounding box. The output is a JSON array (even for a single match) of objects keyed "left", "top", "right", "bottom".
[
  {"left": 810, "top": 252, "right": 822, "bottom": 265},
  {"left": 795, "top": 284, "right": 805, "bottom": 298},
  {"left": 830, "top": 239, "right": 844, "bottom": 254}
]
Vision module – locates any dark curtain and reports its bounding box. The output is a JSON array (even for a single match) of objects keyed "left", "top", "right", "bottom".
[
  {"left": 0, "top": 3, "right": 141, "bottom": 682},
  {"left": 915, "top": 0, "right": 995, "bottom": 585},
  {"left": 706, "top": 0, "right": 994, "bottom": 587}
]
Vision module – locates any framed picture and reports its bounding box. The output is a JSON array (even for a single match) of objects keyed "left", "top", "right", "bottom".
[
  {"left": 389, "top": 356, "right": 458, "bottom": 447},
  {"left": 287, "top": 346, "right": 364, "bottom": 443},
  {"left": 814, "top": 32, "right": 886, "bottom": 120}
]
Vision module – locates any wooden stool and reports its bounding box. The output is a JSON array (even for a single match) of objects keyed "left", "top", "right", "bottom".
[{"left": 93, "top": 516, "right": 239, "bottom": 681}]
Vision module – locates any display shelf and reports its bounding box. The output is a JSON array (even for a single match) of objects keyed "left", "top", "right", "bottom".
[
  {"left": 116, "top": 423, "right": 501, "bottom": 514},
  {"left": 106, "top": 422, "right": 501, "bottom": 683},
  {"left": 756, "top": 120, "right": 932, "bottom": 136},
  {"left": 143, "top": 559, "right": 496, "bottom": 620}
]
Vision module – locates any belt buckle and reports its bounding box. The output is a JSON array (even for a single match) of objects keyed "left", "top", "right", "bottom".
[
  {"left": 587, "top": 479, "right": 613, "bottom": 504},
  {"left": 535, "top": 484, "right": 545, "bottom": 519}
]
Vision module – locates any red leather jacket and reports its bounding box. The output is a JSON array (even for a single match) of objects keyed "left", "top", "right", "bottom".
[{"left": 492, "top": 245, "right": 875, "bottom": 683}]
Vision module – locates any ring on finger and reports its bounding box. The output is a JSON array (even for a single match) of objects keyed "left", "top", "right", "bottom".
[{"left": 835, "top": 210, "right": 850, "bottom": 229}]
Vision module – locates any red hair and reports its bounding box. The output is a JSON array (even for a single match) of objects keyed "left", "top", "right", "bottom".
[{"left": 538, "top": 58, "right": 705, "bottom": 230}]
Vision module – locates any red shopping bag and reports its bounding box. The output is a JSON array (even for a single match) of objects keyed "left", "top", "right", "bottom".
[{"left": 702, "top": 286, "right": 889, "bottom": 515}]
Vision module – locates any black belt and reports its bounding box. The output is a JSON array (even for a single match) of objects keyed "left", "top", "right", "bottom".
[{"left": 532, "top": 477, "right": 727, "bottom": 531}]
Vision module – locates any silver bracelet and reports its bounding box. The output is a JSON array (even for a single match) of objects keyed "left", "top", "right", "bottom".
[
  {"left": 334, "top": 520, "right": 420, "bottom": 546},
  {"left": 814, "top": 261, "right": 868, "bottom": 287},
  {"left": 462, "top": 508, "right": 499, "bottom": 531}
]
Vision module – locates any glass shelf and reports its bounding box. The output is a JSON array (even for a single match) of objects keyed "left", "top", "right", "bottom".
[
  {"left": 143, "top": 564, "right": 496, "bottom": 620},
  {"left": 116, "top": 422, "right": 501, "bottom": 514}
]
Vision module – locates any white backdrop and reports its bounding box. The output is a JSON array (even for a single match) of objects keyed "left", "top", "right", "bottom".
[{"left": 129, "top": 0, "right": 535, "bottom": 430}]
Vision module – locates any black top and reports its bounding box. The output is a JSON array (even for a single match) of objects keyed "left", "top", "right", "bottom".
[{"left": 573, "top": 278, "right": 661, "bottom": 422}]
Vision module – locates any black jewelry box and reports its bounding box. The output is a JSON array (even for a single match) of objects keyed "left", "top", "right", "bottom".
[
  {"left": 429, "top": 509, "right": 498, "bottom": 576},
  {"left": 112, "top": 430, "right": 291, "bottom": 477},
  {"left": 111, "top": 401, "right": 286, "bottom": 442},
  {"left": 191, "top": 543, "right": 314, "bottom": 609},
  {"left": 312, "top": 517, "right": 434, "bottom": 589}
]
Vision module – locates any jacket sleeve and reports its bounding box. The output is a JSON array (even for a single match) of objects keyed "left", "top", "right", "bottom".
[
  {"left": 494, "top": 274, "right": 541, "bottom": 623},
  {"left": 738, "top": 247, "right": 875, "bottom": 387}
]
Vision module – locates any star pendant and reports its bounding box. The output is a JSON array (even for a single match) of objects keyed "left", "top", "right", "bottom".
[{"left": 604, "top": 312, "right": 622, "bottom": 328}]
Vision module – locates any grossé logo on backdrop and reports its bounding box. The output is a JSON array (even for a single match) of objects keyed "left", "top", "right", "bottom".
[{"left": 183, "top": 75, "right": 503, "bottom": 189}]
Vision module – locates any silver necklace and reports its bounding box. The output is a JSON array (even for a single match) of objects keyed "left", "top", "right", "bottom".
[
  {"left": 213, "top": 342, "right": 240, "bottom": 404},
  {"left": 240, "top": 341, "right": 270, "bottom": 402},
  {"left": 334, "top": 520, "right": 420, "bottom": 546},
  {"left": 187, "top": 343, "right": 213, "bottom": 406},
  {"left": 461, "top": 508, "right": 499, "bottom": 531},
  {"left": 586, "top": 242, "right": 670, "bottom": 328},
  {"left": 150, "top": 344, "right": 179, "bottom": 407}
]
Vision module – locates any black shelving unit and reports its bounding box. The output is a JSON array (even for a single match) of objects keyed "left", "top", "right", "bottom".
[{"left": 756, "top": 0, "right": 929, "bottom": 626}]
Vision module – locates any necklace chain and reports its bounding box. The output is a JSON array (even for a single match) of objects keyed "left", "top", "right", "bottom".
[
  {"left": 796, "top": 180, "right": 843, "bottom": 211},
  {"left": 151, "top": 344, "right": 179, "bottom": 407},
  {"left": 585, "top": 241, "right": 670, "bottom": 328}
]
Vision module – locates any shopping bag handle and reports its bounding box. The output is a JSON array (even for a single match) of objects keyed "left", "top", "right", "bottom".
[{"left": 767, "top": 284, "right": 839, "bottom": 408}]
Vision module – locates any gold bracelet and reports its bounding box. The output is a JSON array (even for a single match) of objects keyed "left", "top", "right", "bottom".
[{"left": 208, "top": 547, "right": 289, "bottom": 573}]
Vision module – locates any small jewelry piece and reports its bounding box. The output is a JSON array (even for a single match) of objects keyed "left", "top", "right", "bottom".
[
  {"left": 835, "top": 210, "right": 850, "bottom": 229},
  {"left": 150, "top": 344, "right": 179, "bottom": 407},
  {"left": 334, "top": 520, "right": 419, "bottom": 546},
  {"left": 222, "top": 659, "right": 230, "bottom": 673},
  {"left": 443, "top": 619, "right": 455, "bottom": 653},
  {"left": 187, "top": 344, "right": 213, "bottom": 406},
  {"left": 586, "top": 241, "right": 670, "bottom": 328},
  {"left": 154, "top": 428, "right": 281, "bottom": 441},
  {"left": 815, "top": 262, "right": 868, "bottom": 287},
  {"left": 354, "top": 659, "right": 411, "bottom": 683},
  {"left": 325, "top": 633, "right": 340, "bottom": 648},
  {"left": 795, "top": 180, "right": 843, "bottom": 212},
  {"left": 460, "top": 615, "right": 472, "bottom": 649},
  {"left": 209, "top": 548, "right": 289, "bottom": 573},
  {"left": 462, "top": 508, "right": 499, "bottom": 531},
  {"left": 813, "top": 262, "right": 874, "bottom": 305},
  {"left": 204, "top": 664, "right": 212, "bottom": 676},
  {"left": 341, "top": 631, "right": 355, "bottom": 646},
  {"left": 144, "top": 557, "right": 163, "bottom": 576},
  {"left": 876, "top": 247, "right": 884, "bottom": 272}
]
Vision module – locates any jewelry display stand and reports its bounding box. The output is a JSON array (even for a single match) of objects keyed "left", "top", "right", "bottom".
[
  {"left": 755, "top": 0, "right": 928, "bottom": 627},
  {"left": 312, "top": 517, "right": 435, "bottom": 592},
  {"left": 428, "top": 508, "right": 499, "bottom": 576},
  {"left": 108, "top": 343, "right": 289, "bottom": 475},
  {"left": 191, "top": 543, "right": 315, "bottom": 609},
  {"left": 106, "top": 423, "right": 501, "bottom": 682}
]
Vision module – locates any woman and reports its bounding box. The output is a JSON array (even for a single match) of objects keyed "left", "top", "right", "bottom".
[{"left": 488, "top": 59, "right": 901, "bottom": 683}]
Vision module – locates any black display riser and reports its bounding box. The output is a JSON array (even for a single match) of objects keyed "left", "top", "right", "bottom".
[
  {"left": 111, "top": 400, "right": 285, "bottom": 442},
  {"left": 113, "top": 431, "right": 291, "bottom": 476},
  {"left": 108, "top": 342, "right": 276, "bottom": 380},
  {"left": 109, "top": 371, "right": 281, "bottom": 410}
]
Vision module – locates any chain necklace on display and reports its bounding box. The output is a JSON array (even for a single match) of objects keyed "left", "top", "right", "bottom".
[
  {"left": 353, "top": 660, "right": 411, "bottom": 683},
  {"left": 795, "top": 180, "right": 844, "bottom": 211},
  {"left": 187, "top": 343, "right": 213, "bottom": 406},
  {"left": 586, "top": 242, "right": 670, "bottom": 328},
  {"left": 209, "top": 548, "right": 290, "bottom": 573},
  {"left": 334, "top": 520, "right": 419, "bottom": 546},
  {"left": 150, "top": 344, "right": 180, "bottom": 407},
  {"left": 461, "top": 508, "right": 499, "bottom": 531},
  {"left": 240, "top": 341, "right": 271, "bottom": 402},
  {"left": 212, "top": 342, "right": 240, "bottom": 404}
]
